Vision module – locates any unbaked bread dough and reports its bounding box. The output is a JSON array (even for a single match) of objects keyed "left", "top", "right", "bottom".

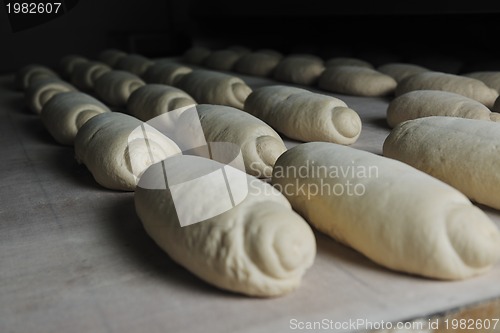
[
  {"left": 134, "top": 154, "right": 316, "bottom": 297},
  {"left": 126, "top": 84, "right": 197, "bottom": 121},
  {"left": 463, "top": 71, "right": 500, "bottom": 93},
  {"left": 203, "top": 49, "right": 248, "bottom": 71},
  {"left": 318, "top": 66, "right": 397, "bottom": 97},
  {"left": 377, "top": 62, "right": 431, "bottom": 83},
  {"left": 15, "top": 64, "right": 60, "bottom": 90},
  {"left": 383, "top": 116, "right": 500, "bottom": 210},
  {"left": 59, "top": 55, "right": 89, "bottom": 79},
  {"left": 182, "top": 46, "right": 212, "bottom": 65},
  {"left": 233, "top": 51, "right": 283, "bottom": 77},
  {"left": 272, "top": 142, "right": 500, "bottom": 280},
  {"left": 98, "top": 49, "right": 127, "bottom": 67},
  {"left": 142, "top": 62, "right": 193, "bottom": 86},
  {"left": 272, "top": 55, "right": 325, "bottom": 86},
  {"left": 25, "top": 77, "right": 77, "bottom": 114},
  {"left": 94, "top": 70, "right": 146, "bottom": 107},
  {"left": 196, "top": 104, "right": 287, "bottom": 178},
  {"left": 115, "top": 54, "right": 155, "bottom": 77},
  {"left": 74, "top": 112, "right": 181, "bottom": 191},
  {"left": 174, "top": 69, "right": 252, "bottom": 109},
  {"left": 386, "top": 90, "right": 500, "bottom": 128},
  {"left": 325, "top": 57, "right": 373, "bottom": 69},
  {"left": 244, "top": 85, "right": 362, "bottom": 144},
  {"left": 395, "top": 71, "right": 499, "bottom": 108},
  {"left": 70, "top": 61, "right": 112, "bottom": 91},
  {"left": 40, "top": 91, "right": 111, "bottom": 145}
]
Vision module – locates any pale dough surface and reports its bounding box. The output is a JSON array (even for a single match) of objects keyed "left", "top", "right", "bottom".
[
  {"left": 70, "top": 61, "right": 112, "bottom": 92},
  {"left": 272, "top": 142, "right": 500, "bottom": 280},
  {"left": 463, "top": 71, "right": 500, "bottom": 92},
  {"left": 135, "top": 154, "right": 316, "bottom": 297},
  {"left": 377, "top": 62, "right": 431, "bottom": 83},
  {"left": 15, "top": 64, "right": 60, "bottom": 90},
  {"left": 59, "top": 55, "right": 89, "bottom": 79},
  {"left": 325, "top": 57, "right": 374, "bottom": 69},
  {"left": 244, "top": 85, "right": 362, "bottom": 144},
  {"left": 98, "top": 48, "right": 127, "bottom": 67},
  {"left": 203, "top": 49, "right": 247, "bottom": 71},
  {"left": 115, "top": 54, "right": 155, "bottom": 77},
  {"left": 182, "top": 46, "right": 212, "bottom": 65},
  {"left": 142, "top": 62, "right": 193, "bottom": 86},
  {"left": 383, "top": 116, "right": 500, "bottom": 210},
  {"left": 25, "top": 77, "right": 77, "bottom": 114},
  {"left": 94, "top": 70, "right": 146, "bottom": 107},
  {"left": 233, "top": 51, "right": 283, "bottom": 77},
  {"left": 272, "top": 55, "right": 325, "bottom": 86}
]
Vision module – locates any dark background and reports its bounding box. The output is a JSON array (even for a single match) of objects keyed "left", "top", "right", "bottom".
[{"left": 2, "top": 0, "right": 500, "bottom": 74}]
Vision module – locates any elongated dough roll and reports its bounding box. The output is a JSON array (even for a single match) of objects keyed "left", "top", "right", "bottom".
[
  {"left": 59, "top": 55, "right": 89, "bottom": 79},
  {"left": 40, "top": 91, "right": 111, "bottom": 145},
  {"left": 115, "top": 54, "right": 154, "bottom": 77},
  {"left": 272, "top": 55, "right": 325, "bottom": 86},
  {"left": 272, "top": 142, "right": 500, "bottom": 280},
  {"left": 126, "top": 84, "right": 197, "bottom": 121},
  {"left": 325, "top": 57, "right": 373, "bottom": 69},
  {"left": 74, "top": 112, "right": 181, "bottom": 191},
  {"left": 70, "top": 61, "right": 112, "bottom": 91},
  {"left": 377, "top": 63, "right": 431, "bottom": 83},
  {"left": 182, "top": 46, "right": 212, "bottom": 65},
  {"left": 94, "top": 70, "right": 146, "bottom": 107},
  {"left": 233, "top": 51, "right": 283, "bottom": 77},
  {"left": 196, "top": 104, "right": 287, "bottom": 178},
  {"left": 98, "top": 49, "right": 127, "bottom": 67},
  {"left": 383, "top": 116, "right": 500, "bottom": 210},
  {"left": 203, "top": 49, "right": 247, "bottom": 71},
  {"left": 318, "top": 66, "right": 397, "bottom": 97},
  {"left": 386, "top": 90, "right": 500, "bottom": 128},
  {"left": 15, "top": 64, "right": 59, "bottom": 90},
  {"left": 25, "top": 77, "right": 77, "bottom": 114},
  {"left": 395, "top": 72, "right": 499, "bottom": 108},
  {"left": 135, "top": 154, "right": 316, "bottom": 297},
  {"left": 463, "top": 71, "right": 500, "bottom": 93},
  {"left": 174, "top": 69, "right": 252, "bottom": 109},
  {"left": 142, "top": 62, "right": 193, "bottom": 85},
  {"left": 244, "top": 85, "right": 362, "bottom": 144}
]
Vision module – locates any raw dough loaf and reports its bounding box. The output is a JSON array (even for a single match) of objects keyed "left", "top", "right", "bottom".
[
  {"left": 325, "top": 57, "right": 373, "bottom": 69},
  {"left": 59, "top": 55, "right": 89, "bottom": 79},
  {"left": 115, "top": 54, "right": 155, "bottom": 77},
  {"left": 463, "top": 71, "right": 500, "bottom": 92},
  {"left": 94, "top": 70, "right": 146, "bottom": 107},
  {"left": 40, "top": 91, "right": 111, "bottom": 145},
  {"left": 377, "top": 63, "right": 431, "bottom": 83},
  {"left": 98, "top": 49, "right": 127, "bottom": 67},
  {"left": 15, "top": 64, "right": 59, "bottom": 90},
  {"left": 142, "top": 62, "right": 193, "bottom": 86},
  {"left": 74, "top": 112, "right": 181, "bottom": 191},
  {"left": 386, "top": 90, "right": 500, "bottom": 128},
  {"left": 126, "top": 84, "right": 197, "bottom": 121},
  {"left": 182, "top": 46, "right": 212, "bottom": 65},
  {"left": 395, "top": 72, "right": 499, "bottom": 108},
  {"left": 233, "top": 51, "right": 283, "bottom": 77},
  {"left": 70, "top": 61, "right": 112, "bottom": 91},
  {"left": 318, "top": 66, "right": 397, "bottom": 97},
  {"left": 272, "top": 142, "right": 500, "bottom": 280},
  {"left": 493, "top": 97, "right": 500, "bottom": 113},
  {"left": 196, "top": 104, "right": 287, "bottom": 178},
  {"left": 134, "top": 154, "right": 316, "bottom": 297},
  {"left": 25, "top": 77, "right": 77, "bottom": 114},
  {"left": 383, "top": 116, "right": 500, "bottom": 210},
  {"left": 174, "top": 69, "right": 252, "bottom": 109},
  {"left": 272, "top": 55, "right": 325, "bottom": 86},
  {"left": 203, "top": 49, "right": 248, "bottom": 71},
  {"left": 244, "top": 85, "right": 362, "bottom": 144}
]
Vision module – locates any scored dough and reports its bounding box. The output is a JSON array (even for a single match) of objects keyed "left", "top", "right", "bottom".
[
  {"left": 126, "top": 84, "right": 197, "bottom": 121},
  {"left": 74, "top": 112, "right": 181, "bottom": 191},
  {"left": 244, "top": 85, "right": 362, "bottom": 144},
  {"left": 115, "top": 54, "right": 155, "bottom": 77},
  {"left": 40, "top": 91, "right": 111, "bottom": 145},
  {"left": 318, "top": 66, "right": 397, "bottom": 97},
  {"left": 395, "top": 71, "right": 499, "bottom": 108},
  {"left": 174, "top": 69, "right": 252, "bottom": 109},
  {"left": 142, "top": 62, "right": 193, "bottom": 86},
  {"left": 94, "top": 70, "right": 146, "bottom": 107},
  {"left": 135, "top": 154, "right": 316, "bottom": 297},
  {"left": 15, "top": 64, "right": 60, "bottom": 90},
  {"left": 196, "top": 104, "right": 287, "bottom": 178},
  {"left": 25, "top": 77, "right": 77, "bottom": 114},
  {"left": 383, "top": 116, "right": 500, "bottom": 210},
  {"left": 386, "top": 90, "right": 500, "bottom": 128},
  {"left": 377, "top": 62, "right": 431, "bottom": 83},
  {"left": 272, "top": 55, "right": 325, "bottom": 86},
  {"left": 70, "top": 61, "right": 112, "bottom": 91},
  {"left": 272, "top": 142, "right": 500, "bottom": 280}
]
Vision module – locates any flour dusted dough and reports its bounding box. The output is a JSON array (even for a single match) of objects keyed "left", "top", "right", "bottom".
[
  {"left": 244, "top": 85, "right": 361, "bottom": 144},
  {"left": 40, "top": 91, "right": 111, "bottom": 145},
  {"left": 94, "top": 70, "right": 146, "bottom": 107},
  {"left": 272, "top": 142, "right": 500, "bottom": 280},
  {"left": 59, "top": 55, "right": 89, "bottom": 79},
  {"left": 126, "top": 84, "right": 197, "bottom": 121},
  {"left": 115, "top": 54, "right": 155, "bottom": 77},
  {"left": 25, "top": 77, "right": 77, "bottom": 114},
  {"left": 98, "top": 49, "right": 127, "bottom": 67},
  {"left": 325, "top": 57, "right": 373, "bottom": 69},
  {"left": 182, "top": 46, "right": 212, "bottom": 65},
  {"left": 318, "top": 66, "right": 397, "bottom": 97},
  {"left": 70, "top": 61, "right": 112, "bottom": 91},
  {"left": 174, "top": 69, "right": 252, "bottom": 109},
  {"left": 463, "top": 71, "right": 500, "bottom": 93},
  {"left": 386, "top": 90, "right": 500, "bottom": 128},
  {"left": 377, "top": 63, "right": 431, "bottom": 83},
  {"left": 74, "top": 112, "right": 181, "bottom": 191},
  {"left": 196, "top": 104, "right": 287, "bottom": 178},
  {"left": 134, "top": 154, "right": 316, "bottom": 297},
  {"left": 233, "top": 50, "right": 283, "bottom": 77},
  {"left": 395, "top": 72, "right": 499, "bottom": 108},
  {"left": 272, "top": 55, "right": 325, "bottom": 86},
  {"left": 16, "top": 64, "right": 59, "bottom": 90},
  {"left": 142, "top": 62, "right": 193, "bottom": 86},
  {"left": 384, "top": 116, "right": 500, "bottom": 210}
]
